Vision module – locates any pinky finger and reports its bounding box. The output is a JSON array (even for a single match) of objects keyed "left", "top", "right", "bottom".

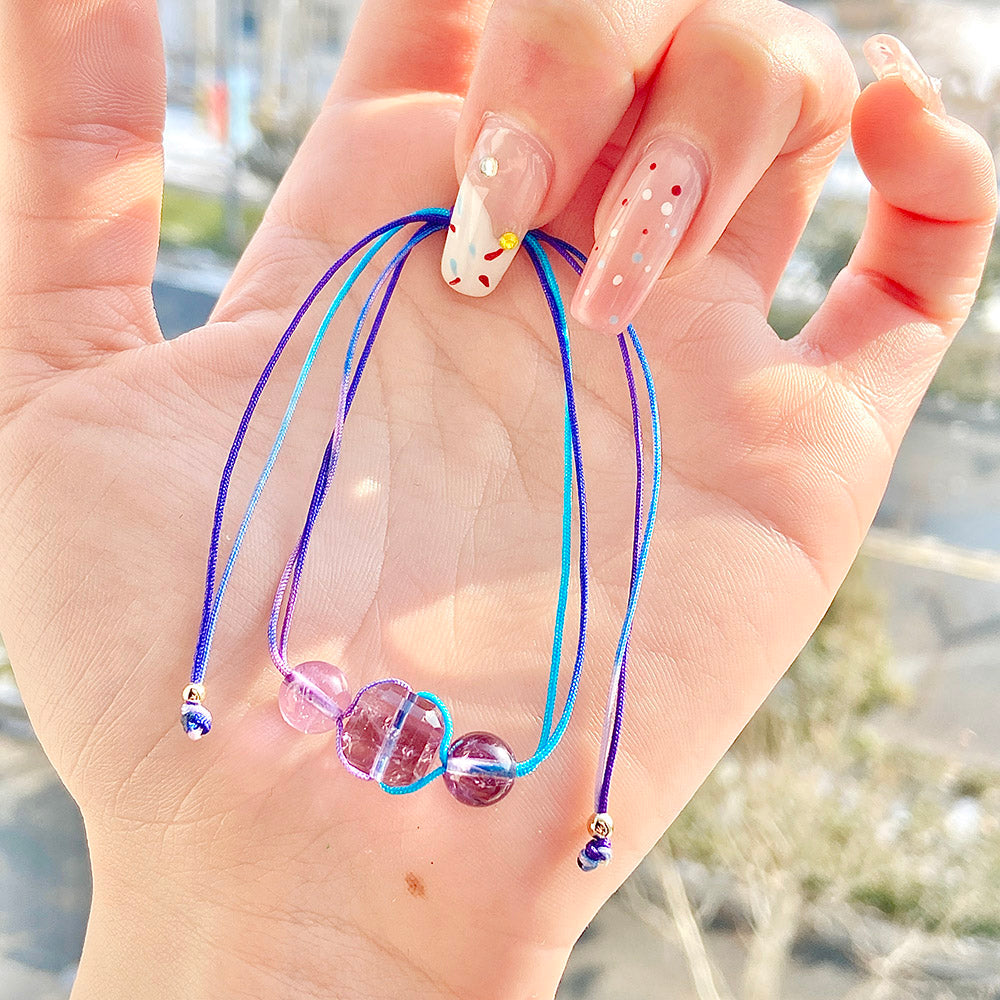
[{"left": 798, "top": 36, "right": 997, "bottom": 431}]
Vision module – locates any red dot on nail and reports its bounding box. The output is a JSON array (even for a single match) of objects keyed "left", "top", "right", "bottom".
[
  {"left": 642, "top": 228, "right": 648, "bottom": 234},
  {"left": 622, "top": 198, "right": 628, "bottom": 205},
  {"left": 449, "top": 277, "right": 461, "bottom": 285},
  {"left": 449, "top": 223, "right": 456, "bottom": 232},
  {"left": 672, "top": 184, "right": 682, "bottom": 196},
  {"left": 649, "top": 162, "right": 657, "bottom": 170},
  {"left": 478, "top": 274, "right": 490, "bottom": 287},
  {"left": 484, "top": 248, "right": 504, "bottom": 261}
]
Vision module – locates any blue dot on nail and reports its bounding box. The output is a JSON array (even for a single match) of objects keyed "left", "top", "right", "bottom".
[
  {"left": 632, "top": 252, "right": 643, "bottom": 264},
  {"left": 609, "top": 315, "right": 620, "bottom": 325},
  {"left": 455, "top": 194, "right": 463, "bottom": 214},
  {"left": 449, "top": 258, "right": 458, "bottom": 275},
  {"left": 671, "top": 228, "right": 678, "bottom": 237},
  {"left": 469, "top": 243, "right": 476, "bottom": 256}
]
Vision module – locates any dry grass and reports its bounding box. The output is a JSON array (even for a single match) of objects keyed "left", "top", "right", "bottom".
[{"left": 648, "top": 559, "right": 1000, "bottom": 998}]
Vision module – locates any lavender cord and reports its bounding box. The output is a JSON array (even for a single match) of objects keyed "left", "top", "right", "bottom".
[{"left": 270, "top": 224, "right": 437, "bottom": 666}]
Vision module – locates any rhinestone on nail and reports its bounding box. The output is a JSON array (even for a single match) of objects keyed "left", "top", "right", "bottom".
[{"left": 479, "top": 156, "right": 499, "bottom": 177}]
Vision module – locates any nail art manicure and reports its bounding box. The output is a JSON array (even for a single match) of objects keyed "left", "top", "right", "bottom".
[
  {"left": 863, "top": 34, "right": 945, "bottom": 117},
  {"left": 570, "top": 137, "right": 707, "bottom": 333},
  {"left": 441, "top": 114, "right": 553, "bottom": 297}
]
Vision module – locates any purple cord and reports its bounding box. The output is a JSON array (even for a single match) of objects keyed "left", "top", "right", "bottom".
[
  {"left": 598, "top": 334, "right": 644, "bottom": 813},
  {"left": 188, "top": 212, "right": 657, "bottom": 870},
  {"left": 270, "top": 224, "right": 435, "bottom": 666},
  {"left": 191, "top": 210, "right": 447, "bottom": 681},
  {"left": 533, "top": 230, "right": 647, "bottom": 847}
]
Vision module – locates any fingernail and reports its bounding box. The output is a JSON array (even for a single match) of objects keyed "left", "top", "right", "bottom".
[
  {"left": 441, "top": 114, "right": 553, "bottom": 297},
  {"left": 570, "top": 137, "right": 707, "bottom": 333},
  {"left": 863, "top": 34, "right": 945, "bottom": 117}
]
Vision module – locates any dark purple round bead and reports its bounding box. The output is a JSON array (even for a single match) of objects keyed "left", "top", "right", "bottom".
[{"left": 443, "top": 731, "right": 516, "bottom": 806}]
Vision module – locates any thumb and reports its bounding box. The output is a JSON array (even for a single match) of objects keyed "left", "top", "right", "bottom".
[{"left": 0, "top": 0, "right": 165, "bottom": 415}]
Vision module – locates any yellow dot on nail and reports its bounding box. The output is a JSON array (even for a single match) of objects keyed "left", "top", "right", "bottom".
[{"left": 498, "top": 232, "right": 519, "bottom": 250}]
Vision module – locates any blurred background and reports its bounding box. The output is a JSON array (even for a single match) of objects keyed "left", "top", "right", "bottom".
[{"left": 2, "top": 1, "right": 1000, "bottom": 997}]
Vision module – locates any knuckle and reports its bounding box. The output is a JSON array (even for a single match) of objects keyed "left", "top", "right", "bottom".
[
  {"left": 489, "top": 0, "right": 634, "bottom": 86},
  {"left": 686, "top": 0, "right": 858, "bottom": 150}
]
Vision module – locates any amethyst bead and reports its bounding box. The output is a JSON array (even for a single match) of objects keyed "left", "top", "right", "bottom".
[
  {"left": 339, "top": 681, "right": 445, "bottom": 786},
  {"left": 443, "top": 731, "right": 516, "bottom": 806},
  {"left": 279, "top": 660, "right": 350, "bottom": 734}
]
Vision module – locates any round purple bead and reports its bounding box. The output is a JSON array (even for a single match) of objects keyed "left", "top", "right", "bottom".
[
  {"left": 278, "top": 660, "right": 350, "bottom": 734},
  {"left": 443, "top": 731, "right": 516, "bottom": 806}
]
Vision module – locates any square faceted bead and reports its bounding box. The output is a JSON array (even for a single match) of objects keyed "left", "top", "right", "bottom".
[{"left": 339, "top": 681, "right": 445, "bottom": 787}]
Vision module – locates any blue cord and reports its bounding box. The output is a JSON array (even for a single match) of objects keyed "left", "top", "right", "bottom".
[
  {"left": 192, "top": 208, "right": 450, "bottom": 683},
  {"left": 189, "top": 210, "right": 660, "bottom": 823}
]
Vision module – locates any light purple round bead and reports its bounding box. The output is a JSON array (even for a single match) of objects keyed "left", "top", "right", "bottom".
[
  {"left": 278, "top": 660, "right": 350, "bottom": 734},
  {"left": 443, "top": 731, "right": 516, "bottom": 806}
]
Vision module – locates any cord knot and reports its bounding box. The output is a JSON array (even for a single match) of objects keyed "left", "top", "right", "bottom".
[
  {"left": 180, "top": 701, "right": 213, "bottom": 740},
  {"left": 577, "top": 837, "right": 612, "bottom": 872}
]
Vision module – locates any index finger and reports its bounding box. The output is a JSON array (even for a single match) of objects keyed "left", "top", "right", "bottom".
[{"left": 441, "top": 0, "right": 703, "bottom": 296}]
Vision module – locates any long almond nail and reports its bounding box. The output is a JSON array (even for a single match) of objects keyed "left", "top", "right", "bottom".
[
  {"left": 863, "top": 34, "right": 945, "bottom": 117},
  {"left": 571, "top": 137, "right": 707, "bottom": 333},
  {"left": 441, "top": 114, "right": 552, "bottom": 297}
]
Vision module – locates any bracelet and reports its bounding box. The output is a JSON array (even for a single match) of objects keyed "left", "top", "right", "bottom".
[{"left": 180, "top": 209, "right": 661, "bottom": 870}]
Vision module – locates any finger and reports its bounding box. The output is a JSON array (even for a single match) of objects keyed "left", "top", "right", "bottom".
[
  {"left": 440, "top": 0, "right": 703, "bottom": 297},
  {"left": 211, "top": 0, "right": 490, "bottom": 324},
  {"left": 332, "top": 0, "right": 489, "bottom": 100},
  {"left": 0, "top": 0, "right": 165, "bottom": 389},
  {"left": 799, "top": 39, "right": 997, "bottom": 435},
  {"left": 570, "top": 0, "right": 858, "bottom": 332}
]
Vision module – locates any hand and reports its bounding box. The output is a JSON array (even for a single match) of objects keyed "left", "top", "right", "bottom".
[{"left": 0, "top": 2, "right": 994, "bottom": 999}]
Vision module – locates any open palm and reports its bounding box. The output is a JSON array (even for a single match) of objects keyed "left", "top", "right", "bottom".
[{"left": 0, "top": 3, "right": 995, "bottom": 998}]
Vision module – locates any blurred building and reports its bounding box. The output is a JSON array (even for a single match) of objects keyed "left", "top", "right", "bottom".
[{"left": 159, "top": 0, "right": 363, "bottom": 134}]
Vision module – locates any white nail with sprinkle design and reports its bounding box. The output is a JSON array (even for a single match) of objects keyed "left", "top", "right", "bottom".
[{"left": 442, "top": 115, "right": 553, "bottom": 298}]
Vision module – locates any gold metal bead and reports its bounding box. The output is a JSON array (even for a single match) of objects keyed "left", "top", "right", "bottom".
[
  {"left": 588, "top": 812, "right": 613, "bottom": 839},
  {"left": 182, "top": 683, "right": 206, "bottom": 704},
  {"left": 498, "top": 231, "right": 519, "bottom": 251}
]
